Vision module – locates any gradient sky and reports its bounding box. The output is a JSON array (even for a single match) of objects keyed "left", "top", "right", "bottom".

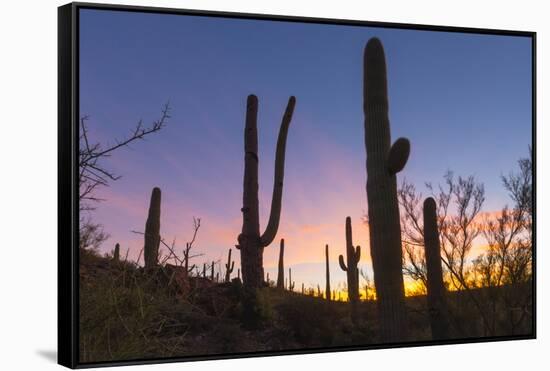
[{"left": 79, "top": 8, "right": 532, "bottom": 293}]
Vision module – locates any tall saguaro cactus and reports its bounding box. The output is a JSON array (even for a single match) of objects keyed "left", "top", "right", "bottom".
[
  {"left": 225, "top": 249, "right": 235, "bottom": 282},
  {"left": 423, "top": 197, "right": 451, "bottom": 340},
  {"left": 339, "top": 217, "right": 361, "bottom": 321},
  {"left": 276, "top": 238, "right": 285, "bottom": 289},
  {"left": 144, "top": 187, "right": 161, "bottom": 269},
  {"left": 364, "top": 37, "right": 410, "bottom": 342},
  {"left": 325, "top": 244, "right": 331, "bottom": 301},
  {"left": 237, "top": 95, "right": 296, "bottom": 288}
]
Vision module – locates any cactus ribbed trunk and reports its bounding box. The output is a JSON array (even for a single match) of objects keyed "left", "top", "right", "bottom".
[
  {"left": 144, "top": 187, "right": 161, "bottom": 269},
  {"left": 424, "top": 197, "right": 451, "bottom": 340},
  {"left": 325, "top": 244, "right": 331, "bottom": 301},
  {"left": 277, "top": 238, "right": 285, "bottom": 289},
  {"left": 364, "top": 38, "right": 410, "bottom": 342},
  {"left": 238, "top": 95, "right": 296, "bottom": 289},
  {"left": 339, "top": 217, "right": 361, "bottom": 322}
]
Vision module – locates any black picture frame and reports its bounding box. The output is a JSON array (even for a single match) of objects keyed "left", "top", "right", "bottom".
[{"left": 58, "top": 2, "right": 536, "bottom": 369}]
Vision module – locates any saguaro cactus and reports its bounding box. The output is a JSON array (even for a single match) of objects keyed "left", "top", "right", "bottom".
[
  {"left": 237, "top": 95, "right": 296, "bottom": 288},
  {"left": 113, "top": 243, "right": 120, "bottom": 262},
  {"left": 339, "top": 217, "right": 361, "bottom": 321},
  {"left": 288, "top": 268, "right": 295, "bottom": 291},
  {"left": 325, "top": 244, "right": 332, "bottom": 301},
  {"left": 364, "top": 37, "right": 410, "bottom": 342},
  {"left": 423, "top": 197, "right": 451, "bottom": 340},
  {"left": 276, "top": 238, "right": 285, "bottom": 289},
  {"left": 144, "top": 187, "right": 161, "bottom": 269},
  {"left": 211, "top": 261, "right": 215, "bottom": 280},
  {"left": 225, "top": 249, "right": 235, "bottom": 282}
]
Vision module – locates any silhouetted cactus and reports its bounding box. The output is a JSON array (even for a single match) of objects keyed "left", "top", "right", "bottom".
[
  {"left": 364, "top": 37, "right": 410, "bottom": 342},
  {"left": 216, "top": 272, "right": 219, "bottom": 283},
  {"left": 339, "top": 217, "right": 361, "bottom": 322},
  {"left": 211, "top": 261, "right": 215, "bottom": 280},
  {"left": 144, "top": 187, "right": 161, "bottom": 269},
  {"left": 202, "top": 263, "right": 206, "bottom": 278},
  {"left": 301, "top": 282, "right": 305, "bottom": 294},
  {"left": 288, "top": 268, "right": 295, "bottom": 291},
  {"left": 236, "top": 95, "right": 296, "bottom": 288},
  {"left": 325, "top": 244, "right": 331, "bottom": 301},
  {"left": 113, "top": 243, "right": 120, "bottom": 262},
  {"left": 277, "top": 239, "right": 285, "bottom": 289},
  {"left": 424, "top": 197, "right": 451, "bottom": 340},
  {"left": 317, "top": 284, "right": 321, "bottom": 297},
  {"left": 225, "top": 249, "right": 235, "bottom": 282}
]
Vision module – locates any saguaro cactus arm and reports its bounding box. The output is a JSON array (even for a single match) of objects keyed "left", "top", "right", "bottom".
[
  {"left": 259, "top": 96, "right": 296, "bottom": 247},
  {"left": 387, "top": 138, "right": 410, "bottom": 175},
  {"left": 339, "top": 255, "right": 348, "bottom": 271}
]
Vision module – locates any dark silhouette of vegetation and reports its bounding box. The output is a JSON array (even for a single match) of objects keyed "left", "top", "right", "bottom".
[
  {"left": 277, "top": 239, "right": 285, "bottom": 290},
  {"left": 338, "top": 217, "right": 361, "bottom": 323},
  {"left": 236, "top": 95, "right": 296, "bottom": 289},
  {"left": 423, "top": 197, "right": 451, "bottom": 340},
  {"left": 363, "top": 37, "right": 410, "bottom": 342},
  {"left": 325, "top": 244, "right": 331, "bottom": 302}
]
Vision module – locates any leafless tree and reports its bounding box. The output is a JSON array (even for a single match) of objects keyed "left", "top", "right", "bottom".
[
  {"left": 131, "top": 217, "right": 203, "bottom": 274},
  {"left": 436, "top": 173, "right": 485, "bottom": 291},
  {"left": 79, "top": 217, "right": 109, "bottom": 251},
  {"left": 79, "top": 103, "right": 170, "bottom": 212}
]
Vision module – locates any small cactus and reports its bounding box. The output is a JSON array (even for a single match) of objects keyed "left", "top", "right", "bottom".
[
  {"left": 325, "top": 244, "right": 331, "bottom": 301},
  {"left": 276, "top": 239, "right": 285, "bottom": 289},
  {"left": 288, "top": 268, "right": 295, "bottom": 291},
  {"left": 301, "top": 282, "right": 305, "bottom": 294},
  {"left": 113, "top": 243, "right": 120, "bottom": 262},
  {"left": 202, "top": 263, "right": 206, "bottom": 278},
  {"left": 211, "top": 261, "right": 215, "bottom": 280},
  {"left": 339, "top": 217, "right": 361, "bottom": 321},
  {"left": 225, "top": 249, "right": 235, "bottom": 282},
  {"left": 144, "top": 187, "right": 161, "bottom": 269},
  {"left": 424, "top": 197, "right": 451, "bottom": 340}
]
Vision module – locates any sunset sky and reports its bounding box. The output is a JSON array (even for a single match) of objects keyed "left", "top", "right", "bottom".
[{"left": 79, "top": 9, "right": 532, "bottom": 293}]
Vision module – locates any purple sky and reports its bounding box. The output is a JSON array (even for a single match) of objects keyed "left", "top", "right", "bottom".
[{"left": 79, "top": 8, "right": 532, "bottom": 293}]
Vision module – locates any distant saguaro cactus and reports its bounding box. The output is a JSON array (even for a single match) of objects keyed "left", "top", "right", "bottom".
[
  {"left": 325, "top": 244, "right": 331, "bottom": 301},
  {"left": 364, "top": 37, "right": 410, "bottom": 342},
  {"left": 144, "top": 187, "right": 161, "bottom": 269},
  {"left": 211, "top": 261, "right": 215, "bottom": 280},
  {"left": 225, "top": 249, "right": 235, "bottom": 282},
  {"left": 423, "top": 197, "right": 451, "bottom": 340},
  {"left": 276, "top": 239, "right": 285, "bottom": 290},
  {"left": 288, "top": 268, "right": 295, "bottom": 291},
  {"left": 339, "top": 217, "right": 361, "bottom": 322},
  {"left": 202, "top": 263, "right": 206, "bottom": 278},
  {"left": 301, "top": 282, "right": 305, "bottom": 294},
  {"left": 113, "top": 243, "right": 120, "bottom": 262},
  {"left": 236, "top": 95, "right": 296, "bottom": 288}
]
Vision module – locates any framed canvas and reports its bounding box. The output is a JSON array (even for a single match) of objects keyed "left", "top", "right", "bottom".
[{"left": 58, "top": 2, "right": 536, "bottom": 368}]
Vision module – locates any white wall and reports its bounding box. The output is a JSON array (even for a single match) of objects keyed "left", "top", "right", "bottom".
[{"left": 0, "top": 0, "right": 546, "bottom": 369}]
